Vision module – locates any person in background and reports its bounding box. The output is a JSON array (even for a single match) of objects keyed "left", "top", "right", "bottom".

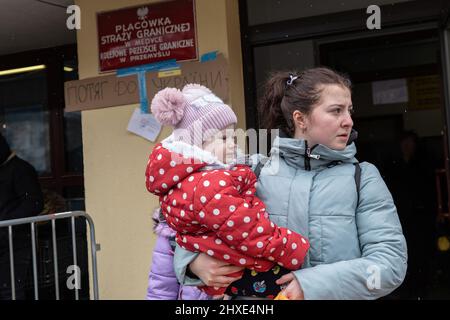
[
  {"left": 385, "top": 131, "right": 435, "bottom": 299},
  {"left": 0, "top": 132, "right": 44, "bottom": 300}
]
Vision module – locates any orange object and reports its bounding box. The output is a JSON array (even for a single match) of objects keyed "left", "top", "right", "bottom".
[{"left": 274, "top": 292, "right": 289, "bottom": 300}]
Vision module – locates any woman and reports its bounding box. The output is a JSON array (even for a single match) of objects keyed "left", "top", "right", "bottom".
[{"left": 172, "top": 67, "right": 408, "bottom": 300}]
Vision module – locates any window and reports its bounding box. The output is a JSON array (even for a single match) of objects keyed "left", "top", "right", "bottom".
[
  {"left": 0, "top": 45, "right": 84, "bottom": 210},
  {"left": 0, "top": 69, "right": 50, "bottom": 174}
]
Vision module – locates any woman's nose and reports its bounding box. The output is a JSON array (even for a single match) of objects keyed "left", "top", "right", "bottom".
[{"left": 342, "top": 112, "right": 353, "bottom": 128}]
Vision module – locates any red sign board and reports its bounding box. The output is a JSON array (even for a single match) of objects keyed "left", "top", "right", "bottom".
[{"left": 97, "top": 0, "right": 197, "bottom": 72}]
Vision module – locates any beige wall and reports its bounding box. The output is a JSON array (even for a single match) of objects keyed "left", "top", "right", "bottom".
[{"left": 75, "top": 0, "right": 245, "bottom": 299}]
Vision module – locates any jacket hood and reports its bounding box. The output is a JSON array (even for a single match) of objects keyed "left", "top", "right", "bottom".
[
  {"left": 145, "top": 143, "right": 206, "bottom": 195},
  {"left": 146, "top": 134, "right": 224, "bottom": 195},
  {"left": 145, "top": 134, "right": 250, "bottom": 195},
  {"left": 271, "top": 129, "right": 359, "bottom": 170},
  {"left": 0, "top": 133, "right": 12, "bottom": 165}
]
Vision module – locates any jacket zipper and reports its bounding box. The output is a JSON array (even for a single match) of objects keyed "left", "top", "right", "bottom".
[
  {"left": 304, "top": 141, "right": 311, "bottom": 171},
  {"left": 304, "top": 143, "right": 320, "bottom": 171}
]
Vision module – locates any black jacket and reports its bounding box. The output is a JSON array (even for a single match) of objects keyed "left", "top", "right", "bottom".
[{"left": 0, "top": 134, "right": 44, "bottom": 251}]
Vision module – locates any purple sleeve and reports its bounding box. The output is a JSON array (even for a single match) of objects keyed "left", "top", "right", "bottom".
[{"left": 146, "top": 233, "right": 180, "bottom": 300}]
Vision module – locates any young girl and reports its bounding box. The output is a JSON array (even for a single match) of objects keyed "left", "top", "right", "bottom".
[{"left": 145, "top": 84, "right": 309, "bottom": 299}]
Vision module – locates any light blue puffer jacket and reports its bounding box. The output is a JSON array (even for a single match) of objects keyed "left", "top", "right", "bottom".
[{"left": 174, "top": 135, "right": 407, "bottom": 300}]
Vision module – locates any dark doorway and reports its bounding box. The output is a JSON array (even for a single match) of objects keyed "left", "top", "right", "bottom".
[
  {"left": 319, "top": 29, "right": 448, "bottom": 299},
  {"left": 0, "top": 45, "right": 89, "bottom": 300}
]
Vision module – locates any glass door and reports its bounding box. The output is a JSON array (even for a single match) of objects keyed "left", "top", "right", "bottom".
[{"left": 318, "top": 28, "right": 448, "bottom": 300}]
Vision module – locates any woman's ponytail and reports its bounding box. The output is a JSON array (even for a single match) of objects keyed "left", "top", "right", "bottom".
[{"left": 258, "top": 71, "right": 295, "bottom": 137}]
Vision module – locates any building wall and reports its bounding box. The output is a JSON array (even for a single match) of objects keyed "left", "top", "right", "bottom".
[{"left": 74, "top": 0, "right": 245, "bottom": 299}]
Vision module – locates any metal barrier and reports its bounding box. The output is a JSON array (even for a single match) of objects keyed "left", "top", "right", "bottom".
[{"left": 0, "top": 211, "right": 99, "bottom": 300}]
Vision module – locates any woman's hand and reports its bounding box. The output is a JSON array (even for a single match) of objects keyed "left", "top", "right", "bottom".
[
  {"left": 276, "top": 272, "right": 305, "bottom": 300},
  {"left": 189, "top": 253, "right": 244, "bottom": 287}
]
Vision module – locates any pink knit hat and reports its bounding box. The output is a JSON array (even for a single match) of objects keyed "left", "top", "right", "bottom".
[{"left": 150, "top": 84, "right": 237, "bottom": 145}]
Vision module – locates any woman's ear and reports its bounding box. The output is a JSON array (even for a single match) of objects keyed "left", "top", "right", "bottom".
[{"left": 292, "top": 110, "right": 307, "bottom": 131}]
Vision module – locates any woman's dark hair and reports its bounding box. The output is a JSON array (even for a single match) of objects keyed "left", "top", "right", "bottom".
[{"left": 259, "top": 67, "right": 352, "bottom": 137}]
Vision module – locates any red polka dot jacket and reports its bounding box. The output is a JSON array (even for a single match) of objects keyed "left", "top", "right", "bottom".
[{"left": 145, "top": 139, "right": 310, "bottom": 294}]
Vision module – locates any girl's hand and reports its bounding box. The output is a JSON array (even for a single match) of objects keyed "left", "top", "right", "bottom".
[
  {"left": 189, "top": 253, "right": 244, "bottom": 287},
  {"left": 275, "top": 272, "right": 305, "bottom": 300}
]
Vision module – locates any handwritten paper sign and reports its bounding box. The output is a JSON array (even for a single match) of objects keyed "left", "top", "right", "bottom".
[
  {"left": 64, "top": 75, "right": 139, "bottom": 112},
  {"left": 65, "top": 54, "right": 228, "bottom": 112}
]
